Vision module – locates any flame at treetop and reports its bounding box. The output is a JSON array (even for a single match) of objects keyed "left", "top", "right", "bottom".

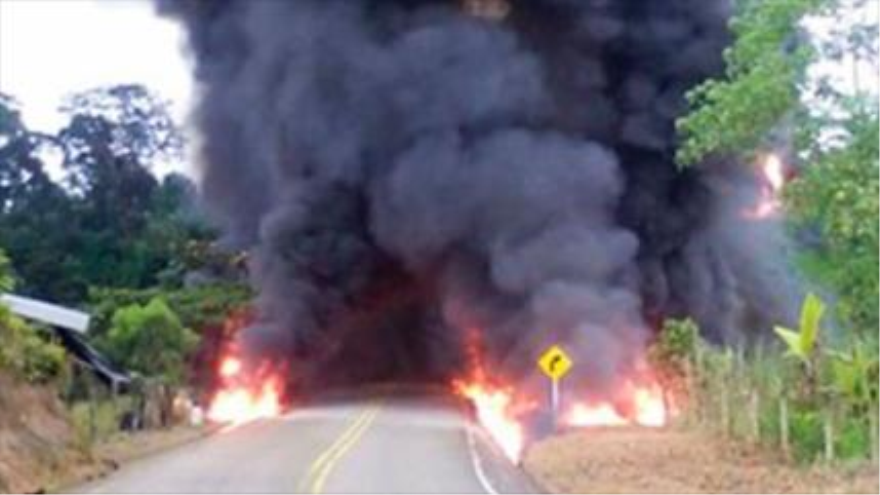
[
  {"left": 746, "top": 153, "right": 787, "bottom": 219},
  {"left": 207, "top": 350, "right": 285, "bottom": 424}
]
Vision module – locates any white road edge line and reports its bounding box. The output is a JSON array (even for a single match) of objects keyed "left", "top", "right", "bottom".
[{"left": 465, "top": 424, "right": 500, "bottom": 495}]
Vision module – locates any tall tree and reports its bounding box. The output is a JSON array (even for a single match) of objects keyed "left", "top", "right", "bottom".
[
  {"left": 676, "top": 0, "right": 879, "bottom": 334},
  {"left": 54, "top": 84, "right": 186, "bottom": 294},
  {"left": 0, "top": 95, "right": 83, "bottom": 300},
  {"left": 0, "top": 85, "right": 198, "bottom": 303},
  {"left": 676, "top": 0, "right": 825, "bottom": 166}
]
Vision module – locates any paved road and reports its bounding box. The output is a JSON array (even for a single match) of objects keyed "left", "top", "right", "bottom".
[{"left": 76, "top": 394, "right": 538, "bottom": 494}]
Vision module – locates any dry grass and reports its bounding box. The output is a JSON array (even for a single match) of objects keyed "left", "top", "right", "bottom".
[
  {"left": 0, "top": 373, "right": 91, "bottom": 494},
  {"left": 524, "top": 426, "right": 879, "bottom": 494},
  {"left": 0, "top": 372, "right": 213, "bottom": 493}
]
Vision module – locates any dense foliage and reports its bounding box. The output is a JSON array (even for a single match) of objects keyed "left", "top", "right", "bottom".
[
  {"left": 0, "top": 85, "right": 208, "bottom": 304},
  {"left": 659, "top": 307, "right": 878, "bottom": 462},
  {"left": 676, "top": 0, "right": 824, "bottom": 166},
  {"left": 787, "top": 103, "right": 879, "bottom": 333},
  {"left": 99, "top": 298, "right": 198, "bottom": 384},
  {"left": 672, "top": 0, "right": 878, "bottom": 464},
  {"left": 0, "top": 249, "right": 66, "bottom": 383},
  {"left": 88, "top": 283, "right": 252, "bottom": 338},
  {"left": 0, "top": 84, "right": 249, "bottom": 388},
  {"left": 679, "top": 0, "right": 878, "bottom": 336}
]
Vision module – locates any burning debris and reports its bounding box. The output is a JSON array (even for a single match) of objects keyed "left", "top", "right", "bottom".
[
  {"left": 456, "top": 380, "right": 524, "bottom": 462},
  {"left": 563, "top": 378, "right": 668, "bottom": 429},
  {"left": 207, "top": 348, "right": 285, "bottom": 424},
  {"left": 158, "top": 0, "right": 801, "bottom": 433}
]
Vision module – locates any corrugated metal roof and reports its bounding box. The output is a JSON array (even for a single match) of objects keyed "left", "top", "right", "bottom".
[{"left": 0, "top": 293, "right": 90, "bottom": 333}]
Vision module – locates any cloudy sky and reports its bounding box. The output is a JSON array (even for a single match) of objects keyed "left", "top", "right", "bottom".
[{"left": 0, "top": 0, "right": 192, "bottom": 132}]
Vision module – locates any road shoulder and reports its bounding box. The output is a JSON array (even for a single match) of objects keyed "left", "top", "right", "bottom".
[{"left": 524, "top": 426, "right": 880, "bottom": 494}]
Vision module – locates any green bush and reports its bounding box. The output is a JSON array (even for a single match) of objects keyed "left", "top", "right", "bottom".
[
  {"left": 0, "top": 249, "right": 13, "bottom": 292},
  {"left": 98, "top": 297, "right": 198, "bottom": 384},
  {"left": 70, "top": 397, "right": 132, "bottom": 448},
  {"left": 0, "top": 303, "right": 67, "bottom": 383},
  {"left": 652, "top": 318, "right": 699, "bottom": 367},
  {"left": 0, "top": 248, "right": 66, "bottom": 382},
  {"left": 659, "top": 295, "right": 878, "bottom": 464},
  {"left": 836, "top": 416, "right": 871, "bottom": 460},
  {"left": 789, "top": 408, "right": 824, "bottom": 463},
  {"left": 89, "top": 283, "right": 251, "bottom": 337}
]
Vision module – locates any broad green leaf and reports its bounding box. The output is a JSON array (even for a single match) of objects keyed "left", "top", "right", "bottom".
[
  {"left": 798, "top": 292, "right": 824, "bottom": 356},
  {"left": 774, "top": 325, "right": 806, "bottom": 361}
]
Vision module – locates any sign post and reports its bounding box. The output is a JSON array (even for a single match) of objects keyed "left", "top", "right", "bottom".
[{"left": 537, "top": 344, "right": 572, "bottom": 431}]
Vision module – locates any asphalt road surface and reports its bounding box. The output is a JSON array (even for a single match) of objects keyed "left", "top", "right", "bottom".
[{"left": 75, "top": 393, "right": 539, "bottom": 494}]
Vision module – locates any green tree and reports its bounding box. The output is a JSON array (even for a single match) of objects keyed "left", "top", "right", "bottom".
[
  {"left": 0, "top": 94, "right": 83, "bottom": 301},
  {"left": 56, "top": 85, "right": 183, "bottom": 292},
  {"left": 0, "top": 85, "right": 201, "bottom": 303},
  {"left": 88, "top": 283, "right": 252, "bottom": 338},
  {"left": 676, "top": 0, "right": 825, "bottom": 166},
  {"left": 787, "top": 101, "right": 878, "bottom": 333},
  {"left": 99, "top": 298, "right": 198, "bottom": 384}
]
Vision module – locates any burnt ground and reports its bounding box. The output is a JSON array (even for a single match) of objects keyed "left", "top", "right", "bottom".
[{"left": 524, "top": 426, "right": 879, "bottom": 494}]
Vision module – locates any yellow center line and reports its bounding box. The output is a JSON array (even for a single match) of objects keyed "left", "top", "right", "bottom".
[
  {"left": 297, "top": 403, "right": 382, "bottom": 494},
  {"left": 311, "top": 406, "right": 381, "bottom": 494}
]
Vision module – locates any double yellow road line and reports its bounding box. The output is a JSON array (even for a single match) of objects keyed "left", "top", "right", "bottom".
[{"left": 299, "top": 403, "right": 382, "bottom": 494}]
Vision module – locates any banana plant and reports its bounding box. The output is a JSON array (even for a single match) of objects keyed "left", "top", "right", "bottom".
[
  {"left": 828, "top": 343, "right": 879, "bottom": 410},
  {"left": 774, "top": 292, "right": 825, "bottom": 365},
  {"left": 774, "top": 293, "right": 826, "bottom": 399}
]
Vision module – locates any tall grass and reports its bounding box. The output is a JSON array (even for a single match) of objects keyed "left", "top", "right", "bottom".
[{"left": 657, "top": 306, "right": 878, "bottom": 464}]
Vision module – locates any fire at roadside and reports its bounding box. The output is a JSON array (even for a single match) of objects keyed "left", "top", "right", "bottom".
[
  {"left": 162, "top": 0, "right": 802, "bottom": 462},
  {"left": 451, "top": 154, "right": 787, "bottom": 463},
  {"left": 206, "top": 347, "right": 286, "bottom": 425},
  {"left": 452, "top": 338, "right": 673, "bottom": 463},
  {"left": 202, "top": 324, "right": 673, "bottom": 465},
  {"left": 199, "top": 150, "right": 790, "bottom": 466}
]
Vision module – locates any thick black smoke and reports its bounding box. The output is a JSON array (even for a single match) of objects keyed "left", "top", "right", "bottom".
[{"left": 158, "top": 0, "right": 799, "bottom": 398}]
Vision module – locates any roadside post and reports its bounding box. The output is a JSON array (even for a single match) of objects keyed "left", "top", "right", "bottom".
[{"left": 537, "top": 344, "right": 572, "bottom": 432}]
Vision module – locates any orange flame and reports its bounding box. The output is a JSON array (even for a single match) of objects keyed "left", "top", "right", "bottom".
[
  {"left": 207, "top": 353, "right": 284, "bottom": 424},
  {"left": 565, "top": 402, "right": 629, "bottom": 427},
  {"left": 764, "top": 154, "right": 785, "bottom": 192},
  {"left": 219, "top": 356, "right": 242, "bottom": 379},
  {"left": 454, "top": 328, "right": 526, "bottom": 462},
  {"left": 455, "top": 380, "right": 525, "bottom": 462},
  {"left": 746, "top": 153, "right": 786, "bottom": 219},
  {"left": 564, "top": 379, "right": 669, "bottom": 428}
]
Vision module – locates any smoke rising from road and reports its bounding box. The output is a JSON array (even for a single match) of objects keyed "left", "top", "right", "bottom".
[{"left": 157, "top": 0, "right": 800, "bottom": 396}]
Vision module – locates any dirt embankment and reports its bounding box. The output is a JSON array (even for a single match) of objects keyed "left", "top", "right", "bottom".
[
  {"left": 0, "top": 373, "right": 95, "bottom": 493},
  {"left": 524, "top": 427, "right": 879, "bottom": 494}
]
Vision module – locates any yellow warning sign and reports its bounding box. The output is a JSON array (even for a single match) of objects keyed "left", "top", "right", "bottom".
[{"left": 537, "top": 345, "right": 572, "bottom": 381}]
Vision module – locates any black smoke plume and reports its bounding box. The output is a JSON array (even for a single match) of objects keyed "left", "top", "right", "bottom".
[{"left": 157, "top": 0, "right": 800, "bottom": 398}]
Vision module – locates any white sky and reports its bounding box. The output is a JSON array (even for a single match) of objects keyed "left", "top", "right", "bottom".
[{"left": 0, "top": 0, "right": 192, "bottom": 132}]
